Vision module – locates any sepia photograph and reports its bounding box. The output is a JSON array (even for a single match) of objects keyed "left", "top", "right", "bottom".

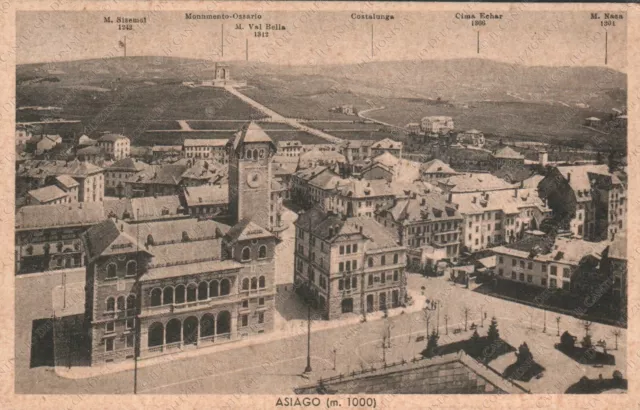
[{"left": 9, "top": 4, "right": 630, "bottom": 400}]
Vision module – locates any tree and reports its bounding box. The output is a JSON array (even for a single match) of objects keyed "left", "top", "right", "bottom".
[
  {"left": 581, "top": 334, "right": 593, "bottom": 349},
  {"left": 462, "top": 306, "right": 470, "bottom": 331},
  {"left": 561, "top": 331, "right": 576, "bottom": 349},
  {"left": 555, "top": 316, "right": 561, "bottom": 336},
  {"left": 516, "top": 342, "right": 533, "bottom": 365},
  {"left": 487, "top": 316, "right": 500, "bottom": 342},
  {"left": 470, "top": 329, "right": 480, "bottom": 345},
  {"left": 424, "top": 330, "right": 440, "bottom": 358}
]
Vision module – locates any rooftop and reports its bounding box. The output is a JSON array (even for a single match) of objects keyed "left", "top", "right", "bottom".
[
  {"left": 493, "top": 146, "right": 525, "bottom": 160},
  {"left": 16, "top": 201, "right": 106, "bottom": 230},
  {"left": 229, "top": 122, "right": 276, "bottom": 152},
  {"left": 454, "top": 188, "right": 547, "bottom": 215},
  {"left": 128, "top": 164, "right": 188, "bottom": 186},
  {"left": 224, "top": 218, "right": 274, "bottom": 244},
  {"left": 27, "top": 185, "right": 68, "bottom": 203},
  {"left": 371, "top": 138, "right": 402, "bottom": 150},
  {"left": 380, "top": 192, "right": 461, "bottom": 224},
  {"left": 439, "top": 173, "right": 516, "bottom": 193},
  {"left": 183, "top": 184, "right": 229, "bottom": 207},
  {"left": 183, "top": 138, "right": 228, "bottom": 147},
  {"left": 421, "top": 159, "right": 457, "bottom": 175},
  {"left": 55, "top": 174, "right": 79, "bottom": 189},
  {"left": 108, "top": 157, "right": 148, "bottom": 172},
  {"left": 98, "top": 133, "right": 129, "bottom": 143},
  {"left": 18, "top": 159, "right": 103, "bottom": 178}
]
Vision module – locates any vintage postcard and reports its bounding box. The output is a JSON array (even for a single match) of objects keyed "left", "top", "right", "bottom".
[{"left": 0, "top": 1, "right": 637, "bottom": 409}]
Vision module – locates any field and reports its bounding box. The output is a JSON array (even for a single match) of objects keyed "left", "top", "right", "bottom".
[
  {"left": 147, "top": 120, "right": 183, "bottom": 130},
  {"left": 265, "top": 131, "right": 327, "bottom": 144},
  {"left": 302, "top": 121, "right": 382, "bottom": 131},
  {"left": 141, "top": 131, "right": 236, "bottom": 146},
  {"left": 186, "top": 120, "right": 247, "bottom": 130},
  {"left": 330, "top": 130, "right": 407, "bottom": 142}
]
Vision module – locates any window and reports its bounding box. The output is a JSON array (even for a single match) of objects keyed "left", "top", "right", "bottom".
[
  {"left": 126, "top": 318, "right": 134, "bottom": 330},
  {"left": 126, "top": 295, "right": 135, "bottom": 311},
  {"left": 107, "top": 263, "right": 117, "bottom": 279},
  {"left": 368, "top": 258, "right": 374, "bottom": 267},
  {"left": 541, "top": 278, "right": 547, "bottom": 287},
  {"left": 563, "top": 268, "right": 571, "bottom": 278},
  {"left": 393, "top": 271, "right": 399, "bottom": 281},
  {"left": 527, "top": 275, "right": 533, "bottom": 283},
  {"left": 393, "top": 254, "right": 399, "bottom": 264},
  {"left": 346, "top": 261, "right": 351, "bottom": 271},
  {"left": 527, "top": 262, "right": 533, "bottom": 270},
  {"left": 150, "top": 289, "right": 162, "bottom": 306},
  {"left": 381, "top": 273, "right": 386, "bottom": 284},
  {"left": 105, "top": 321, "right": 115, "bottom": 333},
  {"left": 259, "top": 297, "right": 265, "bottom": 306},
  {"left": 368, "top": 274, "right": 373, "bottom": 286},
  {"left": 241, "top": 247, "right": 251, "bottom": 261},
  {"left": 512, "top": 259, "right": 517, "bottom": 267},
  {"left": 498, "top": 268, "right": 503, "bottom": 276},
  {"left": 542, "top": 264, "right": 547, "bottom": 273},
  {"left": 242, "top": 278, "right": 250, "bottom": 290},
  {"left": 126, "top": 334, "right": 134, "bottom": 348},
  {"left": 353, "top": 244, "right": 358, "bottom": 253},
  {"left": 339, "top": 245, "right": 344, "bottom": 255},
  {"left": 242, "top": 300, "right": 249, "bottom": 308},
  {"left": 258, "top": 312, "right": 264, "bottom": 324},
  {"left": 251, "top": 277, "right": 258, "bottom": 290},
  {"left": 519, "top": 273, "right": 525, "bottom": 281},
  {"left": 345, "top": 277, "right": 351, "bottom": 290},
  {"left": 381, "top": 256, "right": 386, "bottom": 265},
  {"left": 117, "top": 296, "right": 125, "bottom": 311},
  {"left": 550, "top": 278, "right": 557, "bottom": 288},
  {"left": 352, "top": 277, "right": 357, "bottom": 289},
  {"left": 353, "top": 260, "right": 357, "bottom": 270},
  {"left": 339, "top": 262, "right": 344, "bottom": 272},
  {"left": 126, "top": 260, "right": 137, "bottom": 276},
  {"left": 241, "top": 315, "right": 248, "bottom": 327},
  {"left": 562, "top": 281, "right": 570, "bottom": 291},
  {"left": 106, "top": 297, "right": 115, "bottom": 312},
  {"left": 346, "top": 245, "right": 351, "bottom": 254},
  {"left": 511, "top": 272, "right": 516, "bottom": 279},
  {"left": 520, "top": 260, "right": 525, "bottom": 269},
  {"left": 105, "top": 338, "right": 114, "bottom": 352},
  {"left": 550, "top": 266, "right": 557, "bottom": 276},
  {"left": 258, "top": 245, "right": 267, "bottom": 259},
  {"left": 259, "top": 276, "right": 266, "bottom": 288},
  {"left": 338, "top": 279, "right": 344, "bottom": 290}
]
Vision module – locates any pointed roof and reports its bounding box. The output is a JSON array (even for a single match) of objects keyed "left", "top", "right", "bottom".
[
  {"left": 83, "top": 219, "right": 149, "bottom": 262},
  {"left": 228, "top": 122, "right": 276, "bottom": 152},
  {"left": 224, "top": 218, "right": 274, "bottom": 244},
  {"left": 421, "top": 159, "right": 457, "bottom": 174},
  {"left": 493, "top": 146, "right": 524, "bottom": 159}
]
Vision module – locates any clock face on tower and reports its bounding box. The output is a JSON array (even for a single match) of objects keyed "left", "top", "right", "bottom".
[{"left": 246, "top": 170, "right": 264, "bottom": 188}]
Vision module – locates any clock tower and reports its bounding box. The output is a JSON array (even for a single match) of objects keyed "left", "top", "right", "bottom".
[{"left": 227, "top": 122, "right": 277, "bottom": 229}]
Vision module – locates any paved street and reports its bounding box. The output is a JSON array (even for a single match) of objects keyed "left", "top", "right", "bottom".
[{"left": 16, "top": 261, "right": 627, "bottom": 395}]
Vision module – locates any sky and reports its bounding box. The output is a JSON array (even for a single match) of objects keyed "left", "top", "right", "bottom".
[{"left": 16, "top": 10, "right": 627, "bottom": 71}]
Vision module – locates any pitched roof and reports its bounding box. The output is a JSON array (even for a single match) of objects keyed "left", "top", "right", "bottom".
[
  {"left": 380, "top": 193, "right": 461, "bottom": 224},
  {"left": 108, "top": 157, "right": 148, "bottom": 172},
  {"left": 130, "top": 195, "right": 184, "bottom": 220},
  {"left": 17, "top": 159, "right": 103, "bottom": 178},
  {"left": 439, "top": 173, "right": 516, "bottom": 193},
  {"left": 294, "top": 165, "right": 329, "bottom": 181},
  {"left": 493, "top": 146, "right": 525, "bottom": 159},
  {"left": 521, "top": 174, "right": 544, "bottom": 189},
  {"left": 55, "top": 174, "right": 79, "bottom": 189},
  {"left": 371, "top": 138, "right": 402, "bottom": 150},
  {"left": 183, "top": 185, "right": 229, "bottom": 207},
  {"left": 128, "top": 164, "right": 187, "bottom": 186},
  {"left": 340, "top": 217, "right": 400, "bottom": 251},
  {"left": 421, "top": 159, "right": 457, "bottom": 174},
  {"left": 492, "top": 166, "right": 535, "bottom": 184},
  {"left": 272, "top": 161, "right": 298, "bottom": 176},
  {"left": 308, "top": 170, "right": 347, "bottom": 191},
  {"left": 555, "top": 164, "right": 613, "bottom": 201},
  {"left": 494, "top": 236, "right": 608, "bottom": 266},
  {"left": 16, "top": 201, "right": 106, "bottom": 230},
  {"left": 224, "top": 219, "right": 274, "bottom": 244},
  {"left": 183, "top": 138, "right": 228, "bottom": 147},
  {"left": 454, "top": 188, "right": 547, "bottom": 215},
  {"left": 228, "top": 122, "right": 275, "bottom": 152},
  {"left": 27, "top": 185, "right": 68, "bottom": 203},
  {"left": 76, "top": 146, "right": 104, "bottom": 156},
  {"left": 84, "top": 219, "right": 148, "bottom": 262},
  {"left": 372, "top": 151, "right": 400, "bottom": 168},
  {"left": 300, "top": 147, "right": 346, "bottom": 163}
]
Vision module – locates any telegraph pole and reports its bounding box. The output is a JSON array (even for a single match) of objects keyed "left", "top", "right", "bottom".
[
  {"left": 133, "top": 208, "right": 140, "bottom": 394},
  {"left": 304, "top": 300, "right": 312, "bottom": 373}
]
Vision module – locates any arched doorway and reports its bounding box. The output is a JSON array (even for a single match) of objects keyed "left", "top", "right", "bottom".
[
  {"left": 366, "top": 294, "right": 374, "bottom": 313},
  {"left": 166, "top": 319, "right": 182, "bottom": 344},
  {"left": 341, "top": 298, "right": 353, "bottom": 314},
  {"left": 148, "top": 322, "right": 164, "bottom": 347},
  {"left": 183, "top": 316, "right": 199, "bottom": 345},
  {"left": 379, "top": 292, "right": 386, "bottom": 311},
  {"left": 217, "top": 311, "right": 231, "bottom": 335},
  {"left": 200, "top": 314, "right": 215, "bottom": 339}
]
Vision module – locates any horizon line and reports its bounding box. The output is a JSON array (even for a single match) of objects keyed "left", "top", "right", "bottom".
[{"left": 17, "top": 55, "right": 627, "bottom": 73}]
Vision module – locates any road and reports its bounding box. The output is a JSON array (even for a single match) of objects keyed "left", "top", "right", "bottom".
[
  {"left": 357, "top": 106, "right": 404, "bottom": 130},
  {"left": 16, "top": 264, "right": 626, "bottom": 394}
]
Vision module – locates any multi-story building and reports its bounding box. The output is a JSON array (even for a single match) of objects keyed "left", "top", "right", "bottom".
[
  {"left": 437, "top": 172, "right": 517, "bottom": 204},
  {"left": 298, "top": 147, "right": 346, "bottom": 170},
  {"left": 83, "top": 121, "right": 282, "bottom": 366},
  {"left": 339, "top": 140, "right": 375, "bottom": 162},
  {"left": 492, "top": 234, "right": 609, "bottom": 290},
  {"left": 125, "top": 164, "right": 187, "bottom": 198},
  {"left": 15, "top": 201, "right": 106, "bottom": 274},
  {"left": 98, "top": 134, "right": 130, "bottom": 161},
  {"left": 600, "top": 233, "right": 627, "bottom": 312},
  {"left": 455, "top": 188, "right": 551, "bottom": 252},
  {"left": 370, "top": 138, "right": 403, "bottom": 159},
  {"left": 420, "top": 116, "right": 454, "bottom": 135},
  {"left": 182, "top": 184, "right": 229, "bottom": 219},
  {"left": 104, "top": 158, "right": 148, "bottom": 197},
  {"left": 456, "top": 129, "right": 485, "bottom": 147},
  {"left": 180, "top": 160, "right": 228, "bottom": 187},
  {"left": 538, "top": 164, "right": 620, "bottom": 241},
  {"left": 183, "top": 139, "right": 229, "bottom": 163},
  {"left": 276, "top": 140, "right": 303, "bottom": 157},
  {"left": 294, "top": 209, "right": 407, "bottom": 320},
  {"left": 492, "top": 146, "right": 525, "bottom": 169},
  {"left": 26, "top": 185, "right": 71, "bottom": 205},
  {"left": 151, "top": 145, "right": 183, "bottom": 161},
  {"left": 376, "top": 192, "right": 463, "bottom": 260},
  {"left": 83, "top": 216, "right": 277, "bottom": 365},
  {"left": 420, "top": 159, "right": 459, "bottom": 182},
  {"left": 16, "top": 159, "right": 104, "bottom": 202}
]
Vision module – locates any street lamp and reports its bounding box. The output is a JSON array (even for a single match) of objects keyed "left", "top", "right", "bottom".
[{"left": 304, "top": 295, "right": 312, "bottom": 374}]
